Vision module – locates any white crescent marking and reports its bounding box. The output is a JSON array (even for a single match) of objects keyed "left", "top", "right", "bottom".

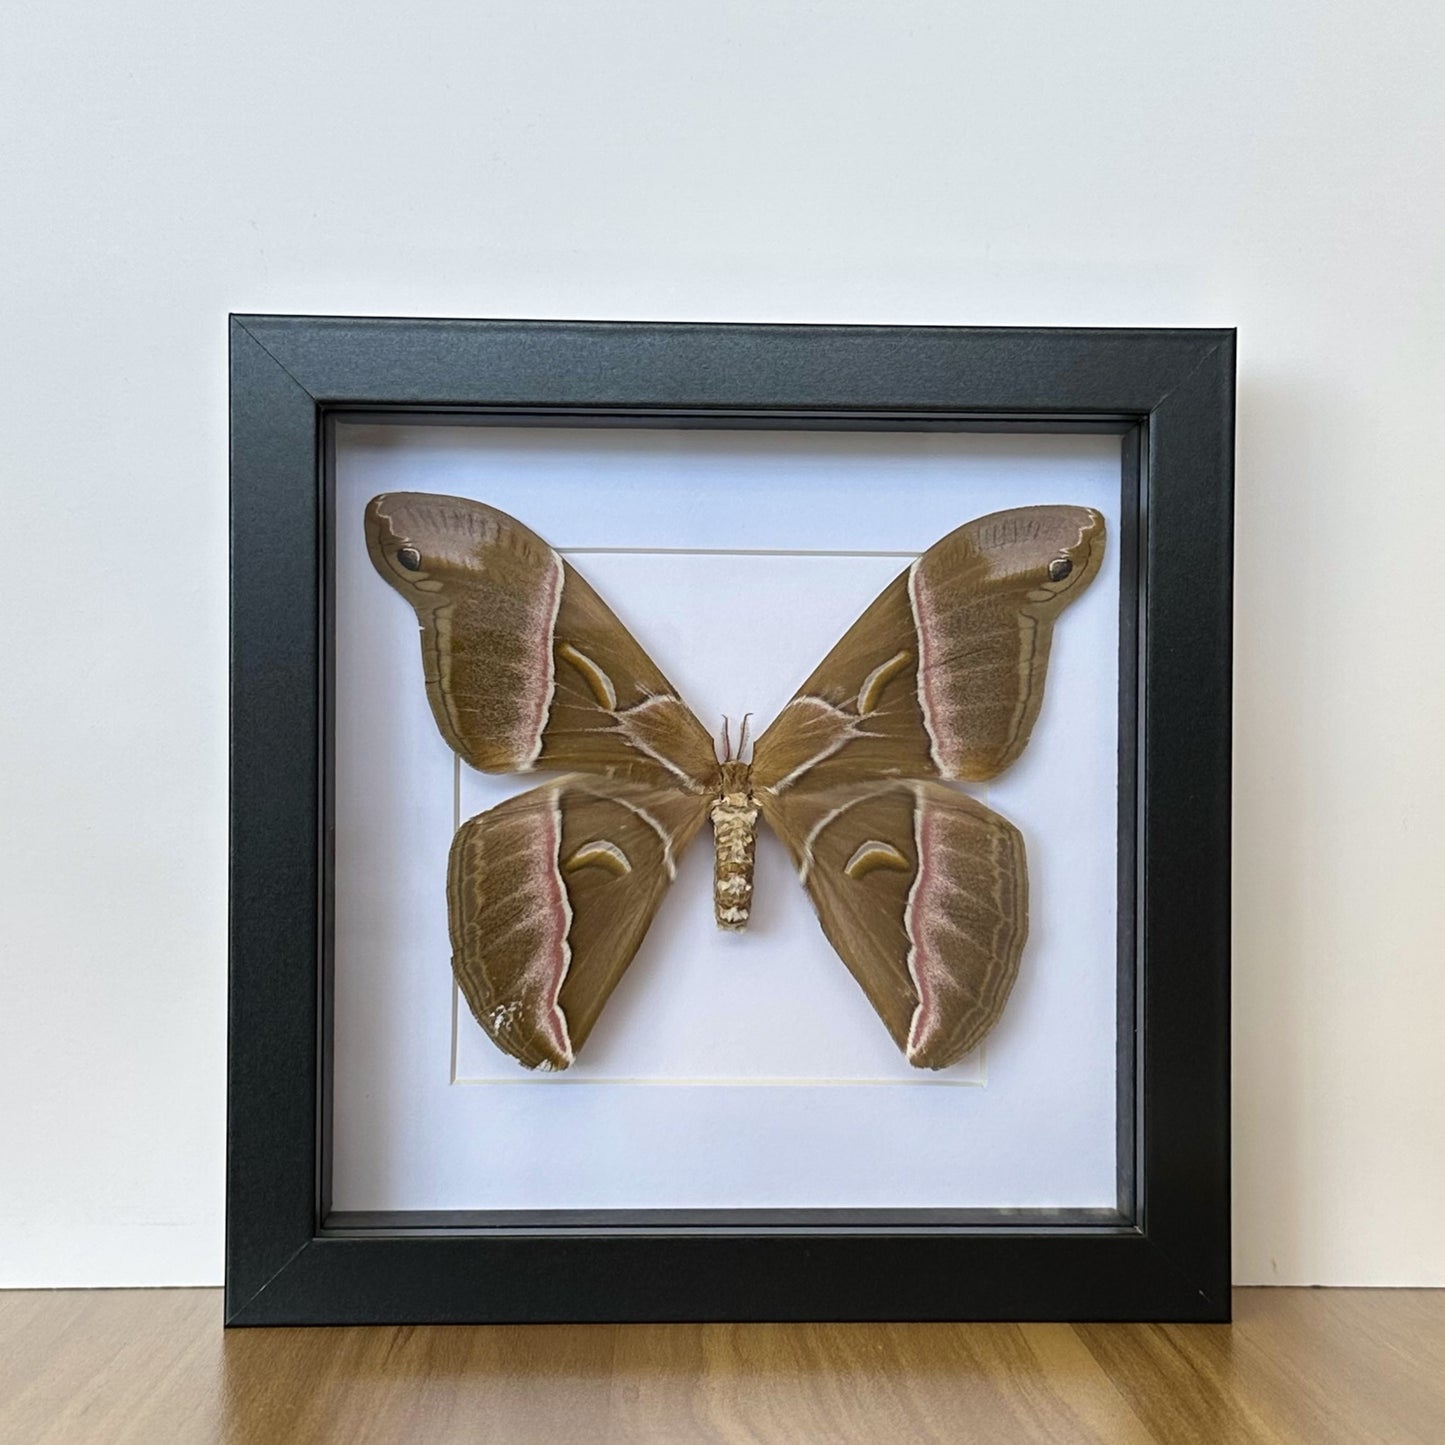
[
  {"left": 856, "top": 650, "right": 912, "bottom": 715},
  {"left": 558, "top": 643, "right": 618, "bottom": 711},
  {"left": 564, "top": 839, "right": 632, "bottom": 875},
  {"left": 843, "top": 839, "right": 910, "bottom": 879}
]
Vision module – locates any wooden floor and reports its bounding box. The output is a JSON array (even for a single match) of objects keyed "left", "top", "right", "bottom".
[{"left": 1, "top": 1289, "right": 1441, "bottom": 1443}]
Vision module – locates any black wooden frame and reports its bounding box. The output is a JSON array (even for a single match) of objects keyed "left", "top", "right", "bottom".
[{"left": 228, "top": 317, "right": 1233, "bottom": 1325}]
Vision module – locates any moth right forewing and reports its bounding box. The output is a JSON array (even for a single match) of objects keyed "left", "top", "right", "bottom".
[
  {"left": 750, "top": 573, "right": 936, "bottom": 792},
  {"left": 906, "top": 505, "right": 1106, "bottom": 780},
  {"left": 750, "top": 505, "right": 1105, "bottom": 792}
]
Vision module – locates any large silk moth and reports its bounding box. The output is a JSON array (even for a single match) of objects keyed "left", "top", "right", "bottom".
[{"left": 365, "top": 493, "right": 1105, "bottom": 1072}]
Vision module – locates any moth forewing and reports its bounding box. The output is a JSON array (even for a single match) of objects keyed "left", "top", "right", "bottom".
[
  {"left": 905, "top": 504, "right": 1106, "bottom": 780},
  {"left": 363, "top": 491, "right": 719, "bottom": 787}
]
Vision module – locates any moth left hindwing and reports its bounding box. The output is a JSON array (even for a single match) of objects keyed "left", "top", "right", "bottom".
[{"left": 448, "top": 778, "right": 709, "bottom": 1071}]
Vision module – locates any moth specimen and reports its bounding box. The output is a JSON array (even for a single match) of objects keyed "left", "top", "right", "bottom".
[{"left": 366, "top": 493, "right": 1104, "bottom": 1072}]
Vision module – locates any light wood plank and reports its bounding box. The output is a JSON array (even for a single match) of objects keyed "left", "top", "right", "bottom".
[
  {"left": 1076, "top": 1289, "right": 1445, "bottom": 1444},
  {"left": 0, "top": 1289, "right": 1441, "bottom": 1444}
]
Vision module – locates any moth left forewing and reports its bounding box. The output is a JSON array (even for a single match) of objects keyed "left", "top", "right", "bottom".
[
  {"left": 760, "top": 781, "right": 1027, "bottom": 1069},
  {"left": 449, "top": 777, "right": 710, "bottom": 1071},
  {"left": 365, "top": 492, "right": 717, "bottom": 790}
]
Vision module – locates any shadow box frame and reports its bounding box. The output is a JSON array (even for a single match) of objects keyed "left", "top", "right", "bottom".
[{"left": 227, "top": 315, "right": 1234, "bottom": 1326}]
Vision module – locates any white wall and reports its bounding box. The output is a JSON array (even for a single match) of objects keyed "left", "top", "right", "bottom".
[{"left": 2, "top": 0, "right": 1441, "bottom": 1288}]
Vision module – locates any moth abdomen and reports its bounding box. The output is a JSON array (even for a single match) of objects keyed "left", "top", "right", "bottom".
[{"left": 711, "top": 762, "right": 759, "bottom": 930}]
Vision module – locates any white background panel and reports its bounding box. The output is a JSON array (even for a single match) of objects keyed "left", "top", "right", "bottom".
[{"left": 331, "top": 425, "right": 1120, "bottom": 1210}]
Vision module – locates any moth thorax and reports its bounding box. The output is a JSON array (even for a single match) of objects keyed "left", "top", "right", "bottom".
[{"left": 710, "top": 762, "right": 758, "bottom": 932}]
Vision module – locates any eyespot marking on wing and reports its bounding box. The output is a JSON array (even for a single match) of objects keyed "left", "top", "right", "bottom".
[
  {"left": 558, "top": 642, "right": 618, "bottom": 711},
  {"left": 856, "top": 651, "right": 912, "bottom": 714},
  {"left": 843, "top": 839, "right": 911, "bottom": 879},
  {"left": 563, "top": 839, "right": 632, "bottom": 876}
]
